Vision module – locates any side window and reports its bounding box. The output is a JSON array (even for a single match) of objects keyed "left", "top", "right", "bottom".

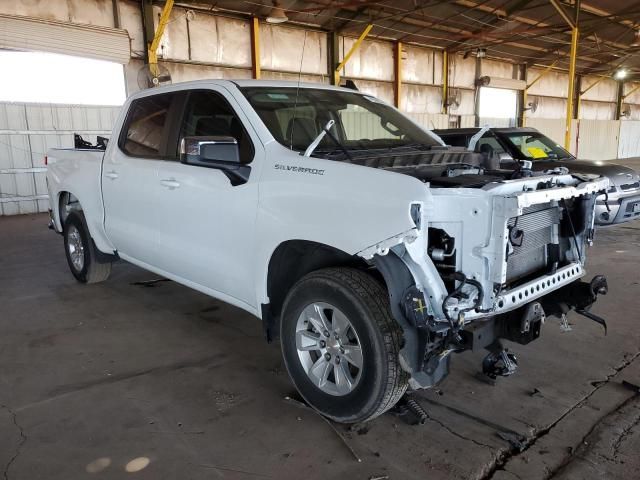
[
  {"left": 120, "top": 93, "right": 174, "bottom": 158},
  {"left": 180, "top": 91, "right": 255, "bottom": 164},
  {"left": 476, "top": 137, "right": 506, "bottom": 156}
]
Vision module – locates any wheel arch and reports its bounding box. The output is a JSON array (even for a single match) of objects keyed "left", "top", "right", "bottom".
[{"left": 262, "top": 239, "right": 369, "bottom": 341}]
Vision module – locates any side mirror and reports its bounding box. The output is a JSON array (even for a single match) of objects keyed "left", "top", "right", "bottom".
[
  {"left": 180, "top": 136, "right": 250, "bottom": 185},
  {"left": 498, "top": 152, "right": 518, "bottom": 168}
]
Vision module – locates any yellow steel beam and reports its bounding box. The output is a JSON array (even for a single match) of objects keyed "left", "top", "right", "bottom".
[
  {"left": 148, "top": 0, "right": 174, "bottom": 77},
  {"left": 442, "top": 50, "right": 449, "bottom": 114},
  {"left": 564, "top": 26, "right": 579, "bottom": 150},
  {"left": 335, "top": 24, "right": 373, "bottom": 86},
  {"left": 549, "top": 0, "right": 575, "bottom": 28},
  {"left": 394, "top": 41, "right": 402, "bottom": 109},
  {"left": 250, "top": 17, "right": 261, "bottom": 79},
  {"left": 526, "top": 60, "right": 559, "bottom": 89}
]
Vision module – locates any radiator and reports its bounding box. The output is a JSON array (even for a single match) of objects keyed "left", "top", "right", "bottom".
[{"left": 506, "top": 204, "right": 560, "bottom": 282}]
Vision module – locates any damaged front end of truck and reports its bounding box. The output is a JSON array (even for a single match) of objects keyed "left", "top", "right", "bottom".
[{"left": 359, "top": 172, "right": 610, "bottom": 389}]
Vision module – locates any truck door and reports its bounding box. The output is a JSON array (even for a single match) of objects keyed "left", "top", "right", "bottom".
[
  {"left": 102, "top": 92, "right": 183, "bottom": 265},
  {"left": 153, "top": 88, "right": 261, "bottom": 308}
]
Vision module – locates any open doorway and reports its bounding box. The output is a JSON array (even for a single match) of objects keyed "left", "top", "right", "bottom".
[
  {"left": 478, "top": 87, "right": 517, "bottom": 127},
  {"left": 0, "top": 51, "right": 126, "bottom": 105}
]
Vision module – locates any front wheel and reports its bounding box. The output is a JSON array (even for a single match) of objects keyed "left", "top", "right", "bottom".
[
  {"left": 280, "top": 267, "right": 408, "bottom": 423},
  {"left": 63, "top": 211, "right": 112, "bottom": 284}
]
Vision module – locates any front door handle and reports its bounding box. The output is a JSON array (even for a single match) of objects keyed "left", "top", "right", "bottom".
[
  {"left": 105, "top": 171, "right": 119, "bottom": 180},
  {"left": 160, "top": 179, "right": 181, "bottom": 189}
]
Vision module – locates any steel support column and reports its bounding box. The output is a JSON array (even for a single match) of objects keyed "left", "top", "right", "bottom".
[
  {"left": 564, "top": 26, "right": 578, "bottom": 150},
  {"left": 615, "top": 81, "right": 624, "bottom": 119},
  {"left": 250, "top": 17, "right": 261, "bottom": 79},
  {"left": 442, "top": 50, "right": 449, "bottom": 115},
  {"left": 328, "top": 31, "right": 339, "bottom": 85},
  {"left": 394, "top": 41, "right": 402, "bottom": 109}
]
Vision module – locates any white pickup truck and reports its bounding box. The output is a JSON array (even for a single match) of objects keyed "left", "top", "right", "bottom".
[{"left": 47, "top": 80, "right": 610, "bottom": 424}]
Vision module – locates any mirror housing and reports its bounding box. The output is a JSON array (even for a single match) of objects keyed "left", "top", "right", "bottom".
[
  {"left": 498, "top": 152, "right": 518, "bottom": 169},
  {"left": 180, "top": 136, "right": 250, "bottom": 185}
]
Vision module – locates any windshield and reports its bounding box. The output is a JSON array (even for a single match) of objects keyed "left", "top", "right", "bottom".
[
  {"left": 499, "top": 131, "right": 573, "bottom": 161},
  {"left": 240, "top": 87, "right": 442, "bottom": 154}
]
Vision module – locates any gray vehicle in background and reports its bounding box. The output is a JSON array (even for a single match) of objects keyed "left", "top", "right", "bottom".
[{"left": 434, "top": 127, "right": 640, "bottom": 226}]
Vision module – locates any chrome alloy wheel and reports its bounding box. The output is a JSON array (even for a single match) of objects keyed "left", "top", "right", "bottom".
[
  {"left": 295, "top": 302, "right": 363, "bottom": 396},
  {"left": 67, "top": 225, "right": 85, "bottom": 271}
]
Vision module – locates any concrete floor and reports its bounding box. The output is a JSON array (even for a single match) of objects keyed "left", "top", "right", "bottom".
[{"left": 1, "top": 214, "right": 639, "bottom": 480}]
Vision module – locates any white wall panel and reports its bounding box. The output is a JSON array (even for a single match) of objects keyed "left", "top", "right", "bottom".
[
  {"left": 0, "top": 102, "right": 120, "bottom": 215},
  {"left": 402, "top": 84, "right": 442, "bottom": 114},
  {"left": 260, "top": 71, "right": 326, "bottom": 83},
  {"left": 580, "top": 76, "right": 617, "bottom": 102},
  {"left": 526, "top": 95, "right": 566, "bottom": 119},
  {"left": 350, "top": 80, "right": 394, "bottom": 105},
  {"left": 450, "top": 55, "right": 476, "bottom": 88},
  {"left": 526, "top": 118, "right": 565, "bottom": 146},
  {"left": 618, "top": 121, "right": 640, "bottom": 158},
  {"left": 579, "top": 100, "right": 615, "bottom": 120},
  {"left": 403, "top": 45, "right": 438, "bottom": 85},
  {"left": 120, "top": 1, "right": 145, "bottom": 57},
  {"left": 623, "top": 82, "right": 640, "bottom": 105},
  {"left": 190, "top": 15, "right": 251, "bottom": 67},
  {"left": 340, "top": 37, "right": 393, "bottom": 81},
  {"left": 407, "top": 113, "right": 449, "bottom": 130},
  {"left": 527, "top": 69, "right": 568, "bottom": 97},
  {"left": 480, "top": 59, "right": 513, "bottom": 79},
  {"left": 575, "top": 119, "right": 619, "bottom": 160},
  {"left": 262, "top": 25, "right": 327, "bottom": 75},
  {"left": 154, "top": 5, "right": 190, "bottom": 61}
]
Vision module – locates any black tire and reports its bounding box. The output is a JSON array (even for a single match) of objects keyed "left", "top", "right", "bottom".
[
  {"left": 280, "top": 267, "right": 408, "bottom": 424},
  {"left": 63, "top": 211, "right": 112, "bottom": 284}
]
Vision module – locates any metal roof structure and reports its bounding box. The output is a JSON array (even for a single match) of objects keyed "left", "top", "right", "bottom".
[{"left": 197, "top": 0, "right": 640, "bottom": 77}]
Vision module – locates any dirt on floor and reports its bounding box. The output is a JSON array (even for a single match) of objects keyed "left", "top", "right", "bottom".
[{"left": 1, "top": 214, "right": 639, "bottom": 480}]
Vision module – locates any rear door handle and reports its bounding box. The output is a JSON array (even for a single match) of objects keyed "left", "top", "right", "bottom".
[
  {"left": 160, "top": 179, "right": 181, "bottom": 189},
  {"left": 105, "top": 171, "right": 119, "bottom": 180}
]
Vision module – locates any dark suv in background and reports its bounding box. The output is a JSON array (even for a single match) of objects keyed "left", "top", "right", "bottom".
[{"left": 434, "top": 127, "right": 640, "bottom": 225}]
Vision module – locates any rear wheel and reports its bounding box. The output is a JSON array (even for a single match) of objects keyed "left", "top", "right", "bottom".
[
  {"left": 280, "top": 267, "right": 408, "bottom": 423},
  {"left": 63, "top": 211, "right": 111, "bottom": 284}
]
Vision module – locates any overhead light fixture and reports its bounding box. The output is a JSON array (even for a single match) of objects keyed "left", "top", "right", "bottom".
[
  {"left": 476, "top": 48, "right": 486, "bottom": 58},
  {"left": 631, "top": 30, "right": 640, "bottom": 47},
  {"left": 615, "top": 69, "right": 628, "bottom": 80},
  {"left": 266, "top": 1, "right": 288, "bottom": 24}
]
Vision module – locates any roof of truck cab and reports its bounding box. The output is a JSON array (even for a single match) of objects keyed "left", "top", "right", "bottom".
[{"left": 128, "top": 79, "right": 361, "bottom": 100}]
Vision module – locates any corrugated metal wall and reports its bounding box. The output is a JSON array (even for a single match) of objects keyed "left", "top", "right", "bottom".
[
  {"left": 0, "top": 102, "right": 120, "bottom": 215},
  {"left": 618, "top": 121, "right": 640, "bottom": 158}
]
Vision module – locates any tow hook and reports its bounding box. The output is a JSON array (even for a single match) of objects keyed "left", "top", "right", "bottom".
[{"left": 540, "top": 275, "right": 609, "bottom": 334}]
